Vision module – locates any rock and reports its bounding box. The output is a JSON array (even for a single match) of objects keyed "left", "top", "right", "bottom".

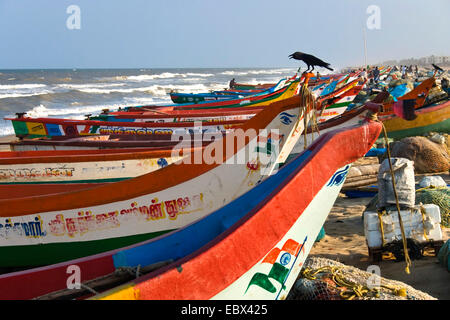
[{"left": 388, "top": 136, "right": 450, "bottom": 173}]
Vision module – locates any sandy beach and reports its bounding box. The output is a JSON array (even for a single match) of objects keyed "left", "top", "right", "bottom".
[
  {"left": 0, "top": 135, "right": 17, "bottom": 150},
  {"left": 309, "top": 172, "right": 450, "bottom": 300}
]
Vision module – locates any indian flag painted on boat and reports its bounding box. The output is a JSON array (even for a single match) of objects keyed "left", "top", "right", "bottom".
[{"left": 244, "top": 237, "right": 307, "bottom": 295}]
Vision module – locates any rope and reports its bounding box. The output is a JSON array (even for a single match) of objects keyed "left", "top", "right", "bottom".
[
  {"left": 379, "top": 121, "right": 412, "bottom": 274},
  {"left": 377, "top": 210, "right": 387, "bottom": 247},
  {"left": 298, "top": 75, "right": 318, "bottom": 150},
  {"left": 79, "top": 283, "right": 99, "bottom": 295},
  {"left": 368, "top": 112, "right": 412, "bottom": 273},
  {"left": 300, "top": 266, "right": 407, "bottom": 300},
  {"left": 418, "top": 203, "right": 429, "bottom": 241},
  {"left": 118, "top": 265, "right": 142, "bottom": 278}
]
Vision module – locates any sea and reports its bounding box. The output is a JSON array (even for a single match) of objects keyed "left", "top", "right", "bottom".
[{"left": 0, "top": 67, "right": 298, "bottom": 137}]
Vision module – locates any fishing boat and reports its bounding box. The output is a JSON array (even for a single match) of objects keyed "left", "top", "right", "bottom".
[
  {"left": 0, "top": 118, "right": 382, "bottom": 300},
  {"left": 6, "top": 116, "right": 244, "bottom": 139},
  {"left": 3, "top": 132, "right": 219, "bottom": 152},
  {"left": 316, "top": 80, "right": 366, "bottom": 123},
  {"left": 0, "top": 147, "right": 200, "bottom": 199},
  {"left": 381, "top": 99, "right": 450, "bottom": 139},
  {"left": 92, "top": 105, "right": 264, "bottom": 123},
  {"left": 291, "top": 93, "right": 388, "bottom": 155},
  {"left": 4, "top": 79, "right": 301, "bottom": 140},
  {"left": 378, "top": 77, "right": 435, "bottom": 116},
  {"left": 122, "top": 78, "right": 301, "bottom": 112},
  {"left": 93, "top": 121, "right": 381, "bottom": 300},
  {"left": 230, "top": 82, "right": 276, "bottom": 90},
  {"left": 170, "top": 78, "right": 290, "bottom": 104},
  {"left": 0, "top": 91, "right": 311, "bottom": 268}
]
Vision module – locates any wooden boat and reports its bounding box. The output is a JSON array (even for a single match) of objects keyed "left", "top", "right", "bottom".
[
  {"left": 3, "top": 132, "right": 219, "bottom": 151},
  {"left": 291, "top": 91, "right": 389, "bottom": 155},
  {"left": 170, "top": 92, "right": 242, "bottom": 104},
  {"left": 6, "top": 116, "right": 244, "bottom": 139},
  {"left": 170, "top": 89, "right": 263, "bottom": 104},
  {"left": 230, "top": 82, "right": 276, "bottom": 90},
  {"left": 378, "top": 77, "right": 436, "bottom": 116},
  {"left": 0, "top": 118, "right": 382, "bottom": 300},
  {"left": 0, "top": 147, "right": 200, "bottom": 199},
  {"left": 94, "top": 105, "right": 264, "bottom": 123},
  {"left": 122, "top": 78, "right": 300, "bottom": 112},
  {"left": 380, "top": 99, "right": 450, "bottom": 139},
  {"left": 317, "top": 81, "right": 366, "bottom": 123},
  {"left": 93, "top": 122, "right": 381, "bottom": 300},
  {"left": 170, "top": 78, "right": 290, "bottom": 104},
  {"left": 0, "top": 92, "right": 311, "bottom": 268},
  {"left": 5, "top": 80, "right": 300, "bottom": 140}
]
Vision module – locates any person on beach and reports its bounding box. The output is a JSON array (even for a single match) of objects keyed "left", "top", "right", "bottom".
[
  {"left": 441, "top": 77, "right": 449, "bottom": 89},
  {"left": 229, "top": 78, "right": 236, "bottom": 89},
  {"left": 360, "top": 68, "right": 367, "bottom": 83},
  {"left": 373, "top": 66, "right": 380, "bottom": 83}
]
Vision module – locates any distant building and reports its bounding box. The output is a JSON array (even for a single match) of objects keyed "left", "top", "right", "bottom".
[{"left": 378, "top": 55, "right": 450, "bottom": 67}]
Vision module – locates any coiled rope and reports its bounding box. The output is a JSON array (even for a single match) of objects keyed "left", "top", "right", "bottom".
[{"left": 300, "top": 266, "right": 407, "bottom": 300}]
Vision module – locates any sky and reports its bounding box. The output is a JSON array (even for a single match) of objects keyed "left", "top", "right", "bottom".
[{"left": 0, "top": 0, "right": 449, "bottom": 69}]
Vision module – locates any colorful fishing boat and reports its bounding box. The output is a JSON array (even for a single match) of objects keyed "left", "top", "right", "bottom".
[
  {"left": 378, "top": 77, "right": 435, "bottom": 116},
  {"left": 316, "top": 81, "right": 366, "bottom": 123},
  {"left": 0, "top": 147, "right": 200, "bottom": 199},
  {"left": 0, "top": 118, "right": 382, "bottom": 300},
  {"left": 0, "top": 91, "right": 312, "bottom": 268},
  {"left": 291, "top": 91, "right": 389, "bottom": 155},
  {"left": 123, "top": 78, "right": 301, "bottom": 112},
  {"left": 169, "top": 85, "right": 276, "bottom": 104},
  {"left": 6, "top": 116, "right": 244, "bottom": 139},
  {"left": 170, "top": 77, "right": 290, "bottom": 104},
  {"left": 381, "top": 99, "right": 450, "bottom": 139},
  {"left": 92, "top": 120, "right": 383, "bottom": 300},
  {"left": 3, "top": 132, "right": 219, "bottom": 151},
  {"left": 93, "top": 105, "right": 264, "bottom": 123}
]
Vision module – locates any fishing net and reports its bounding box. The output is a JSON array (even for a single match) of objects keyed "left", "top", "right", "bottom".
[
  {"left": 287, "top": 257, "right": 436, "bottom": 300},
  {"left": 388, "top": 137, "right": 450, "bottom": 174}
]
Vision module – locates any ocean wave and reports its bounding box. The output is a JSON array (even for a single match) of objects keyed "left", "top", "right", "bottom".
[
  {"left": 0, "top": 84, "right": 47, "bottom": 90},
  {"left": 127, "top": 72, "right": 214, "bottom": 82},
  {"left": 56, "top": 83, "right": 126, "bottom": 89},
  {"left": 220, "top": 68, "right": 294, "bottom": 76},
  {"left": 0, "top": 83, "right": 53, "bottom": 100},
  {"left": 0, "top": 90, "right": 54, "bottom": 100},
  {"left": 0, "top": 124, "right": 14, "bottom": 137},
  {"left": 24, "top": 103, "right": 127, "bottom": 118}
]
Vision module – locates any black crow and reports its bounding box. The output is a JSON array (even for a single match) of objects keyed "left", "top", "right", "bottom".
[
  {"left": 432, "top": 63, "right": 444, "bottom": 72},
  {"left": 289, "top": 51, "right": 334, "bottom": 72}
]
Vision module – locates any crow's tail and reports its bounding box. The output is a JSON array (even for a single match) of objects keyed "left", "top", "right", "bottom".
[{"left": 325, "top": 66, "right": 334, "bottom": 71}]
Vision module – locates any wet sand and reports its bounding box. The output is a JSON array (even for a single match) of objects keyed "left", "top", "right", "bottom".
[{"left": 309, "top": 173, "right": 450, "bottom": 300}]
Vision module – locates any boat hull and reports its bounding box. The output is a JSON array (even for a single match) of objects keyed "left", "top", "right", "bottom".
[
  {"left": 0, "top": 95, "right": 308, "bottom": 267},
  {"left": 381, "top": 100, "right": 450, "bottom": 139}
]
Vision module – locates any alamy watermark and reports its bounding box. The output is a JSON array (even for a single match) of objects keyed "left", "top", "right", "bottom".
[
  {"left": 66, "top": 5, "right": 81, "bottom": 30},
  {"left": 366, "top": 5, "right": 381, "bottom": 30},
  {"left": 169, "top": 123, "right": 283, "bottom": 175},
  {"left": 66, "top": 264, "right": 81, "bottom": 289}
]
